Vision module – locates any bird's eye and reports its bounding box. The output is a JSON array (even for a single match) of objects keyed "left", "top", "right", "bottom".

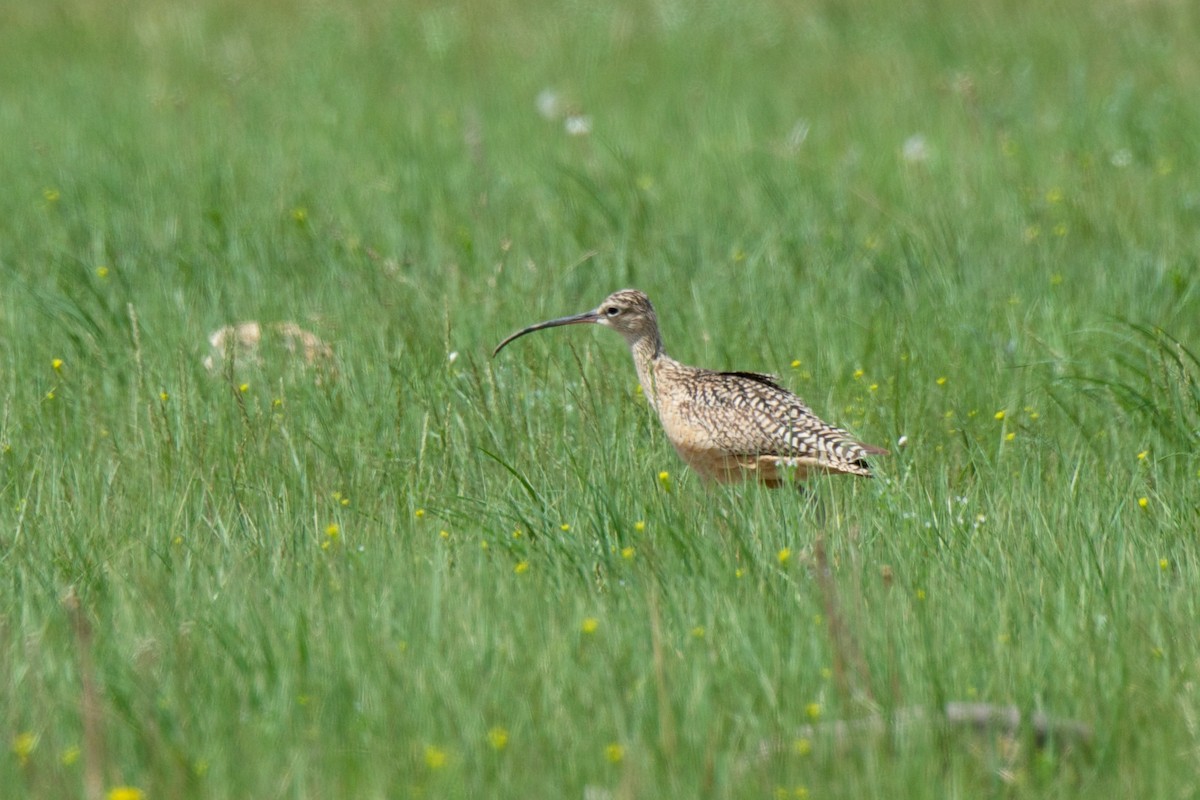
[{"left": 605, "top": 306, "right": 621, "bottom": 317}]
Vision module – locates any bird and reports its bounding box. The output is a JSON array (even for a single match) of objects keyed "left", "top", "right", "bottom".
[{"left": 492, "top": 289, "right": 887, "bottom": 487}]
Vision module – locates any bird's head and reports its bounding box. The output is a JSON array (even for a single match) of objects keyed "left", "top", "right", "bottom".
[{"left": 492, "top": 289, "right": 660, "bottom": 356}]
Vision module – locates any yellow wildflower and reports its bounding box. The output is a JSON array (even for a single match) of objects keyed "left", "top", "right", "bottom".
[
  {"left": 324, "top": 523, "right": 339, "bottom": 539},
  {"left": 793, "top": 737, "right": 812, "bottom": 756},
  {"left": 605, "top": 743, "right": 624, "bottom": 763},
  {"left": 993, "top": 410, "right": 1005, "bottom": 420},
  {"left": 1138, "top": 497, "right": 1149, "bottom": 509},
  {"left": 1159, "top": 558, "right": 1169, "bottom": 571},
  {"left": 1137, "top": 450, "right": 1149, "bottom": 461},
  {"left": 805, "top": 703, "right": 821, "bottom": 721},
  {"left": 424, "top": 745, "right": 447, "bottom": 769},
  {"left": 581, "top": 617, "right": 599, "bottom": 634},
  {"left": 621, "top": 547, "right": 635, "bottom": 560},
  {"left": 514, "top": 560, "right": 529, "bottom": 574},
  {"left": 51, "top": 358, "right": 63, "bottom": 371},
  {"left": 1005, "top": 432, "right": 1016, "bottom": 441},
  {"left": 96, "top": 266, "right": 110, "bottom": 279},
  {"left": 414, "top": 508, "right": 425, "bottom": 519},
  {"left": 691, "top": 626, "right": 705, "bottom": 639},
  {"left": 560, "top": 523, "right": 570, "bottom": 532},
  {"left": 936, "top": 376, "right": 947, "bottom": 386},
  {"left": 107, "top": 789, "right": 144, "bottom": 800},
  {"left": 12, "top": 732, "right": 37, "bottom": 765},
  {"left": 238, "top": 383, "right": 249, "bottom": 393},
  {"left": 487, "top": 727, "right": 509, "bottom": 751},
  {"left": 634, "top": 520, "right": 645, "bottom": 532},
  {"left": 777, "top": 548, "right": 791, "bottom": 566},
  {"left": 790, "top": 359, "right": 801, "bottom": 369}
]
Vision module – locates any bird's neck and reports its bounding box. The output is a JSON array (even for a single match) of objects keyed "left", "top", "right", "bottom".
[{"left": 629, "top": 334, "right": 665, "bottom": 409}]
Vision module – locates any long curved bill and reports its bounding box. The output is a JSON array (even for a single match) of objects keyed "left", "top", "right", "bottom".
[{"left": 492, "top": 310, "right": 599, "bottom": 357}]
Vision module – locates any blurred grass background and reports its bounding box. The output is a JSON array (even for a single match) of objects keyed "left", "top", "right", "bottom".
[{"left": 1, "top": 0, "right": 1198, "bottom": 797}]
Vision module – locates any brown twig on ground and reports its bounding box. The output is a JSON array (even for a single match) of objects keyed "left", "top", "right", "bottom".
[
  {"left": 812, "top": 535, "right": 875, "bottom": 706},
  {"left": 63, "top": 588, "right": 105, "bottom": 800},
  {"left": 646, "top": 584, "right": 678, "bottom": 760},
  {"left": 751, "top": 702, "right": 1092, "bottom": 765}
]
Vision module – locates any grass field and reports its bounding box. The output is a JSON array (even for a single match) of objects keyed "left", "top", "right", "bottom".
[{"left": 3, "top": 0, "right": 1199, "bottom": 796}]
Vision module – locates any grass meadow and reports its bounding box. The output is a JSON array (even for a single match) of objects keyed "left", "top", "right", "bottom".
[{"left": 3, "top": 0, "right": 1199, "bottom": 796}]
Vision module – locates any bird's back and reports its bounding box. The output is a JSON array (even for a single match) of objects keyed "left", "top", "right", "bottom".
[{"left": 649, "top": 360, "right": 884, "bottom": 484}]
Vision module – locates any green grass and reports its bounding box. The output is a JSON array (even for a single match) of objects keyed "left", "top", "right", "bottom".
[{"left": 2, "top": 0, "right": 1199, "bottom": 796}]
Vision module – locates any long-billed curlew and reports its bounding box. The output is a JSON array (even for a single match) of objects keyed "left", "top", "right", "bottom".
[{"left": 493, "top": 289, "right": 887, "bottom": 487}]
